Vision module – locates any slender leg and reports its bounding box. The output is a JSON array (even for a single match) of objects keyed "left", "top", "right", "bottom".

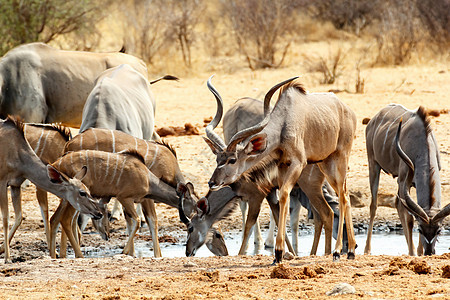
[
  {"left": 364, "top": 161, "right": 381, "bottom": 254},
  {"left": 49, "top": 199, "right": 69, "bottom": 258},
  {"left": 1, "top": 183, "right": 11, "bottom": 263},
  {"left": 319, "top": 154, "right": 356, "bottom": 261},
  {"left": 417, "top": 238, "right": 423, "bottom": 256},
  {"left": 239, "top": 200, "right": 250, "bottom": 252},
  {"left": 289, "top": 193, "right": 301, "bottom": 255},
  {"left": 60, "top": 205, "right": 83, "bottom": 258},
  {"left": 141, "top": 199, "right": 161, "bottom": 258},
  {"left": 264, "top": 190, "right": 277, "bottom": 249},
  {"left": 120, "top": 199, "right": 140, "bottom": 256},
  {"left": 0, "top": 186, "right": 23, "bottom": 255},
  {"left": 266, "top": 191, "right": 295, "bottom": 255},
  {"left": 310, "top": 208, "right": 323, "bottom": 255},
  {"left": 238, "top": 196, "right": 264, "bottom": 255},
  {"left": 275, "top": 162, "right": 304, "bottom": 263},
  {"left": 36, "top": 188, "right": 50, "bottom": 250},
  {"left": 396, "top": 196, "right": 416, "bottom": 255}
]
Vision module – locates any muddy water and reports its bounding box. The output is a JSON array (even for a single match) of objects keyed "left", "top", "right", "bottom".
[{"left": 77, "top": 230, "right": 450, "bottom": 259}]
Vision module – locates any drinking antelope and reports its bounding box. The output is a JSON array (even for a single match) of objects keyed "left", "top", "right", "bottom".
[
  {"left": 364, "top": 104, "right": 450, "bottom": 255},
  {"left": 204, "top": 76, "right": 357, "bottom": 262},
  {"left": 49, "top": 149, "right": 179, "bottom": 258},
  {"left": 0, "top": 116, "right": 101, "bottom": 262}
]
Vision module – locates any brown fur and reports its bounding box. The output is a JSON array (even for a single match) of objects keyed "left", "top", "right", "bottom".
[
  {"left": 154, "top": 140, "right": 177, "bottom": 158},
  {"left": 417, "top": 106, "right": 433, "bottom": 136},
  {"left": 119, "top": 149, "right": 146, "bottom": 164},
  {"left": 279, "top": 80, "right": 307, "bottom": 97},
  {"left": 5, "top": 115, "right": 25, "bottom": 136},
  {"left": 27, "top": 123, "right": 72, "bottom": 141}
]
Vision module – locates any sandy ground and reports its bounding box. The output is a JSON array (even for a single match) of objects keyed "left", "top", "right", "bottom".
[{"left": 0, "top": 60, "right": 449, "bottom": 298}]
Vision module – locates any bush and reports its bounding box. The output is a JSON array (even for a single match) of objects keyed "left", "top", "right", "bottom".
[
  {"left": 0, "top": 0, "right": 103, "bottom": 55},
  {"left": 222, "top": 0, "right": 298, "bottom": 69}
]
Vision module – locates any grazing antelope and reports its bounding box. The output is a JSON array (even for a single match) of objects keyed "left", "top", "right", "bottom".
[
  {"left": 0, "top": 116, "right": 101, "bottom": 262},
  {"left": 0, "top": 123, "right": 76, "bottom": 256},
  {"left": 0, "top": 42, "right": 148, "bottom": 127},
  {"left": 364, "top": 104, "right": 450, "bottom": 255},
  {"left": 49, "top": 149, "right": 178, "bottom": 258},
  {"left": 222, "top": 97, "right": 347, "bottom": 255},
  {"left": 204, "top": 76, "right": 357, "bottom": 262}
]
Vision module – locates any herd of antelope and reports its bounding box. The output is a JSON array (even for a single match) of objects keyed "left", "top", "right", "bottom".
[{"left": 0, "top": 42, "right": 449, "bottom": 264}]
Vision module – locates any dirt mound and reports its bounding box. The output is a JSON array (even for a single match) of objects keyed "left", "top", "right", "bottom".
[
  {"left": 408, "top": 258, "right": 431, "bottom": 274},
  {"left": 270, "top": 264, "right": 321, "bottom": 279},
  {"left": 389, "top": 257, "right": 408, "bottom": 269},
  {"left": 156, "top": 123, "right": 200, "bottom": 137},
  {"left": 442, "top": 265, "right": 450, "bottom": 278}
]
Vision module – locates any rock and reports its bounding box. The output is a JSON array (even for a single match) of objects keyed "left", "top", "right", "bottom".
[
  {"left": 270, "top": 264, "right": 292, "bottom": 279},
  {"left": 283, "top": 252, "right": 294, "bottom": 260},
  {"left": 326, "top": 283, "right": 356, "bottom": 296},
  {"left": 362, "top": 117, "right": 371, "bottom": 125},
  {"left": 184, "top": 262, "right": 198, "bottom": 268}
]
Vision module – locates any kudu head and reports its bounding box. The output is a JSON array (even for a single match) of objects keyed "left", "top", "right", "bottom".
[
  {"left": 90, "top": 198, "right": 111, "bottom": 241},
  {"left": 395, "top": 118, "right": 450, "bottom": 255},
  {"left": 203, "top": 76, "right": 298, "bottom": 191},
  {"left": 47, "top": 164, "right": 102, "bottom": 220},
  {"left": 178, "top": 192, "right": 232, "bottom": 257}
]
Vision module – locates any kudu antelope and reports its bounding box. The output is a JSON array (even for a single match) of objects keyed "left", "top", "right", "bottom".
[
  {"left": 0, "top": 123, "right": 80, "bottom": 256},
  {"left": 0, "top": 116, "right": 101, "bottom": 262},
  {"left": 49, "top": 149, "right": 179, "bottom": 258},
  {"left": 61, "top": 128, "right": 227, "bottom": 257},
  {"left": 204, "top": 76, "right": 357, "bottom": 262},
  {"left": 222, "top": 97, "right": 347, "bottom": 255},
  {"left": 364, "top": 104, "right": 450, "bottom": 256},
  {"left": 0, "top": 42, "right": 148, "bottom": 127}
]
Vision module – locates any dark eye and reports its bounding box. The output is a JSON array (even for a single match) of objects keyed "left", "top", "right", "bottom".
[
  {"left": 229, "top": 158, "right": 237, "bottom": 164},
  {"left": 188, "top": 227, "right": 194, "bottom": 233},
  {"left": 215, "top": 233, "right": 222, "bottom": 239},
  {"left": 79, "top": 191, "right": 87, "bottom": 197},
  {"left": 418, "top": 228, "right": 423, "bottom": 234},
  {"left": 436, "top": 229, "right": 441, "bottom": 235}
]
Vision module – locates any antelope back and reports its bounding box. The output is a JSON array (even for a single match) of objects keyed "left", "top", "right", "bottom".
[
  {"left": 24, "top": 123, "right": 71, "bottom": 164},
  {"left": 65, "top": 128, "right": 181, "bottom": 187},
  {"left": 54, "top": 149, "right": 150, "bottom": 199}
]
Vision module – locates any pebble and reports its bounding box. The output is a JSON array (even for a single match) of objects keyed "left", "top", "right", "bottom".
[
  {"left": 184, "top": 262, "right": 198, "bottom": 268},
  {"left": 326, "top": 283, "right": 356, "bottom": 296}
]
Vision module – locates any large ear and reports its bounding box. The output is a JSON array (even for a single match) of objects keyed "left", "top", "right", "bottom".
[
  {"left": 397, "top": 195, "right": 429, "bottom": 224},
  {"left": 47, "top": 164, "right": 64, "bottom": 184},
  {"left": 202, "top": 136, "right": 222, "bottom": 155},
  {"left": 74, "top": 166, "right": 88, "bottom": 181},
  {"left": 244, "top": 133, "right": 267, "bottom": 155},
  {"left": 431, "top": 203, "right": 450, "bottom": 224},
  {"left": 177, "top": 183, "right": 187, "bottom": 197},
  {"left": 196, "top": 197, "right": 210, "bottom": 217}
]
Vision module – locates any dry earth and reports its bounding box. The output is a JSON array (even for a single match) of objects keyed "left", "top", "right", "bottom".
[{"left": 0, "top": 61, "right": 449, "bottom": 299}]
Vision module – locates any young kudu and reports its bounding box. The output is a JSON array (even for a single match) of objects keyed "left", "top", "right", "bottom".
[
  {"left": 61, "top": 128, "right": 227, "bottom": 257},
  {"left": 0, "top": 123, "right": 73, "bottom": 255},
  {"left": 0, "top": 116, "right": 101, "bottom": 262},
  {"left": 364, "top": 104, "right": 450, "bottom": 255},
  {"left": 49, "top": 149, "right": 179, "bottom": 258},
  {"left": 204, "top": 77, "right": 357, "bottom": 262}
]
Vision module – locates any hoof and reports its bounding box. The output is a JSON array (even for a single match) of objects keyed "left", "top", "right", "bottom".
[
  {"left": 333, "top": 251, "right": 341, "bottom": 262},
  {"left": 271, "top": 258, "right": 277, "bottom": 266},
  {"left": 347, "top": 252, "right": 355, "bottom": 260},
  {"left": 274, "top": 249, "right": 283, "bottom": 263},
  {"left": 264, "top": 243, "right": 274, "bottom": 249}
]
